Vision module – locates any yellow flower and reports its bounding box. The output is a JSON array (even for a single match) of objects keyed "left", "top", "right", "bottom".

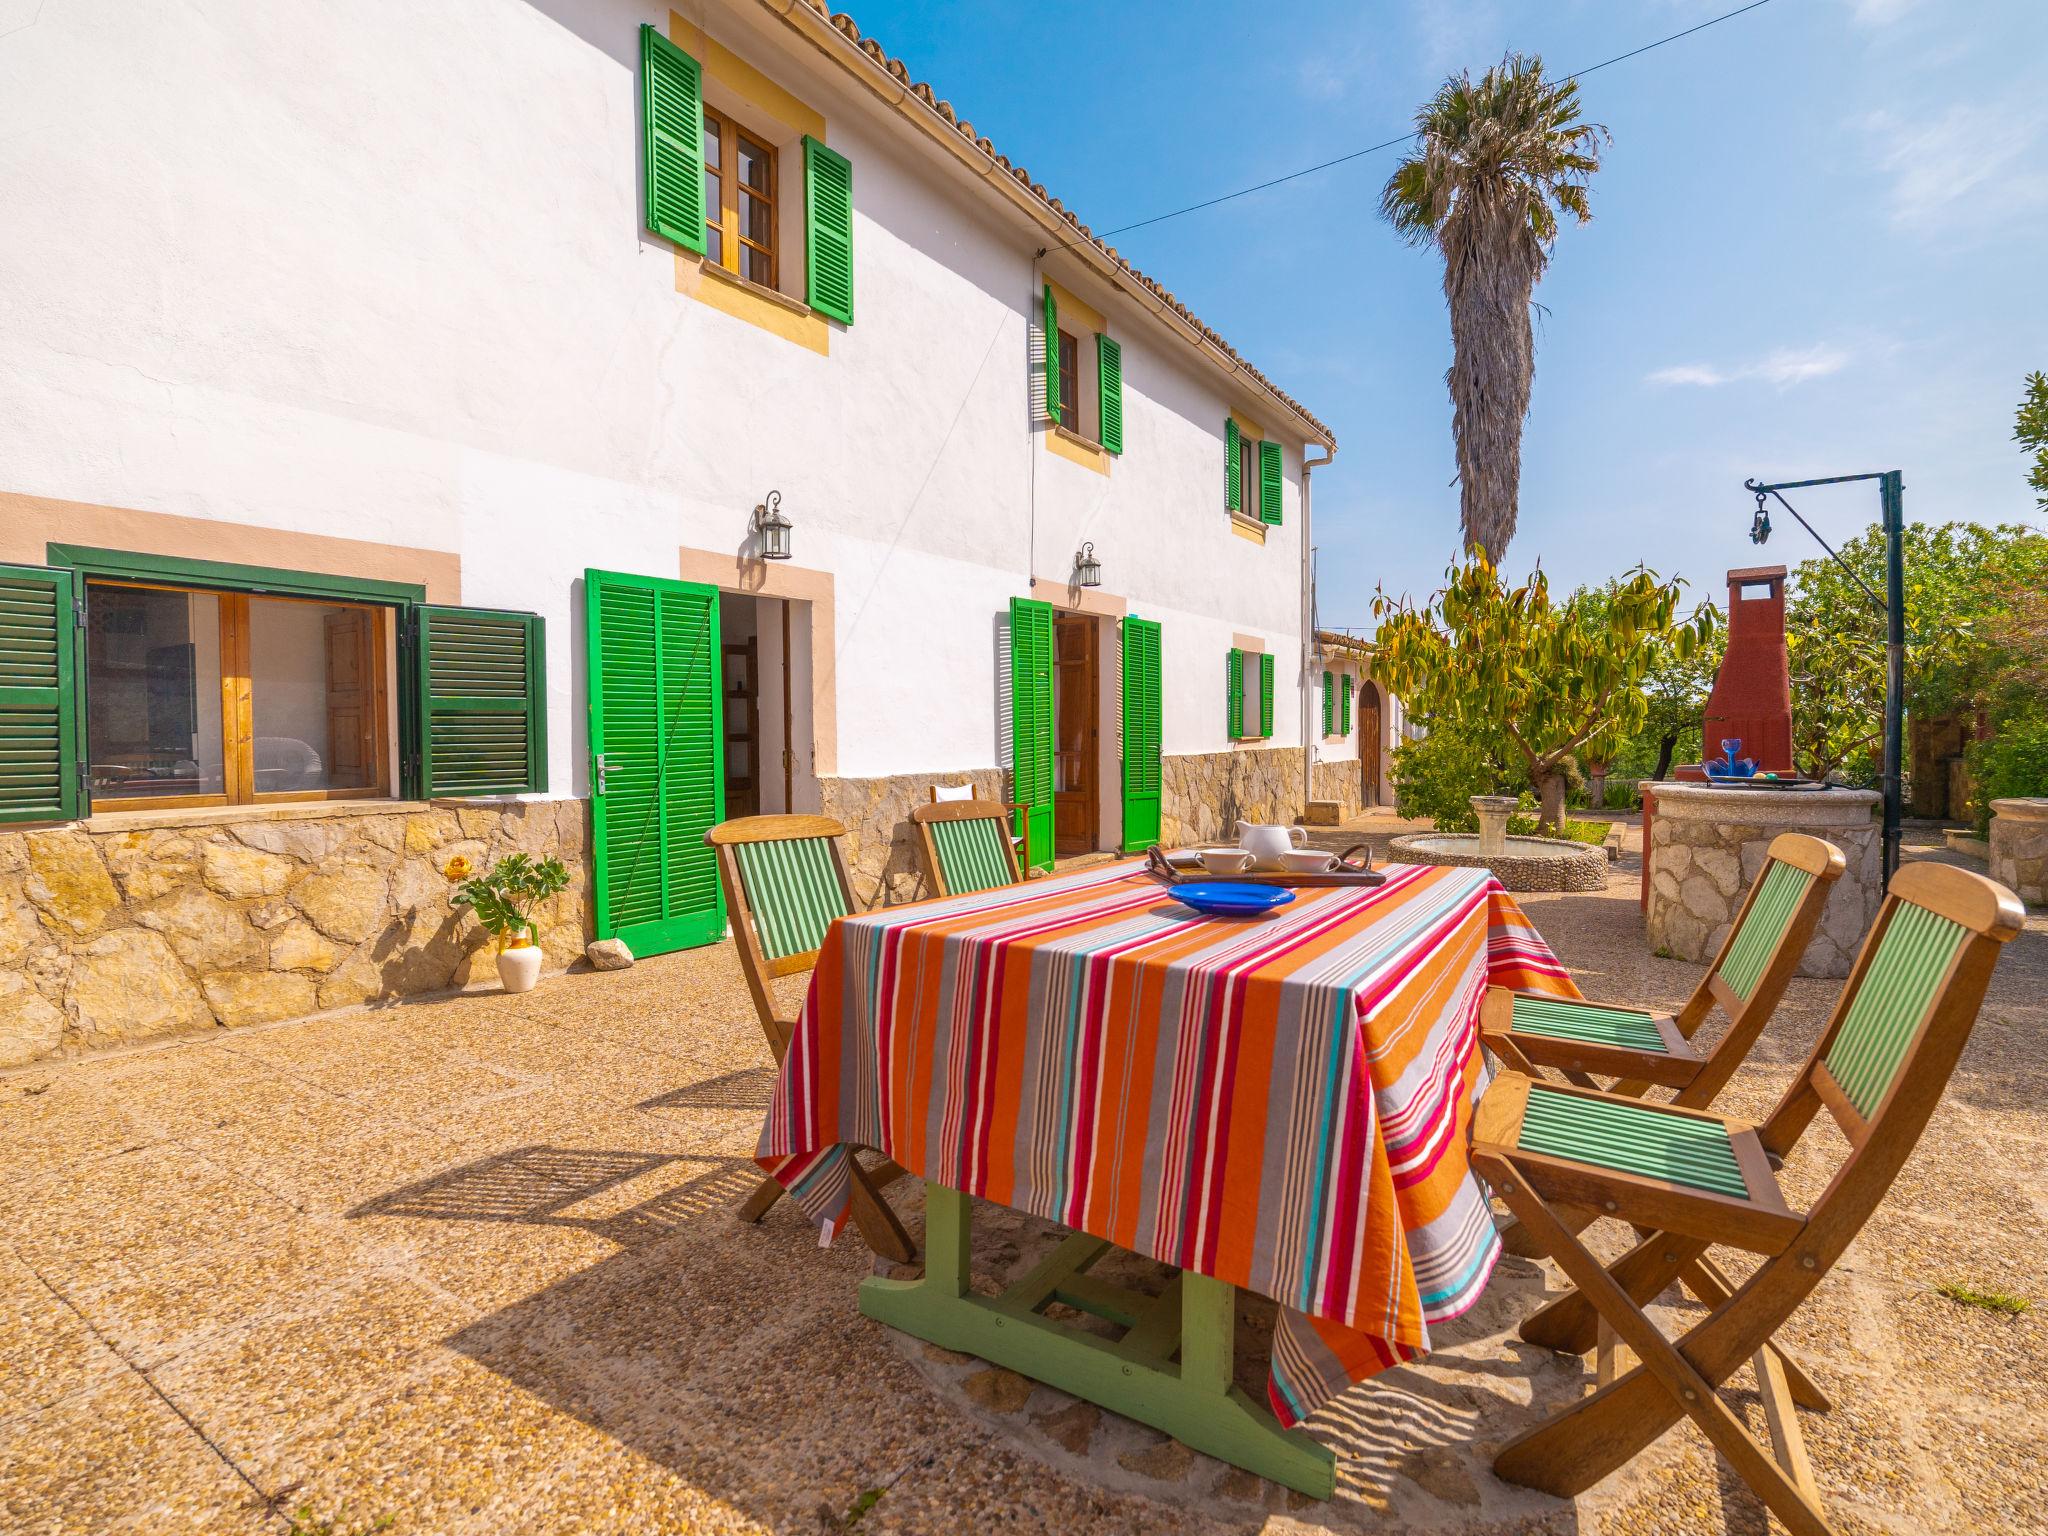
[{"left": 443, "top": 855, "right": 474, "bottom": 882}]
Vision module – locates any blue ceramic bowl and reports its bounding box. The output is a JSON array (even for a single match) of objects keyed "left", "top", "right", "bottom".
[{"left": 1169, "top": 882, "right": 1295, "bottom": 917}]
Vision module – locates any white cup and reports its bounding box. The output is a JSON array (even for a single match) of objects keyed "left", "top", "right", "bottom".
[
  {"left": 1277, "top": 849, "right": 1336, "bottom": 874},
  {"left": 1199, "top": 848, "right": 1254, "bottom": 875}
]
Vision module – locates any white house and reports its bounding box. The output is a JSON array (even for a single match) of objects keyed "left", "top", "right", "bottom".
[{"left": 0, "top": 0, "right": 1346, "bottom": 1060}]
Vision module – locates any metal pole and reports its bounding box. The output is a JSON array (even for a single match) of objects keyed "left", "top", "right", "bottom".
[{"left": 1880, "top": 470, "right": 1905, "bottom": 882}]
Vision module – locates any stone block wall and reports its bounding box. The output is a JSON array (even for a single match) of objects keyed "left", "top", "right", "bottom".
[
  {"left": 1646, "top": 785, "right": 1880, "bottom": 978},
  {"left": 1162, "top": 746, "right": 1303, "bottom": 847},
  {"left": 0, "top": 801, "right": 589, "bottom": 1068},
  {"left": 1310, "top": 758, "right": 1365, "bottom": 823},
  {"left": 1989, "top": 798, "right": 2048, "bottom": 906},
  {"left": 821, "top": 769, "right": 1006, "bottom": 907}
]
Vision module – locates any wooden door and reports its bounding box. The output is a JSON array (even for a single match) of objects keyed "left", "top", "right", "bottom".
[
  {"left": 1053, "top": 614, "right": 1098, "bottom": 855},
  {"left": 1359, "top": 684, "right": 1382, "bottom": 806},
  {"left": 587, "top": 569, "right": 726, "bottom": 956},
  {"left": 323, "top": 608, "right": 377, "bottom": 790}
]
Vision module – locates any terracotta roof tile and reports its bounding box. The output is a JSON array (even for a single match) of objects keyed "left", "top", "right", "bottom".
[{"left": 810, "top": 4, "right": 1336, "bottom": 449}]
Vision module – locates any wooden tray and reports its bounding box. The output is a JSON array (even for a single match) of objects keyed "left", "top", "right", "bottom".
[{"left": 1144, "top": 845, "right": 1386, "bottom": 889}]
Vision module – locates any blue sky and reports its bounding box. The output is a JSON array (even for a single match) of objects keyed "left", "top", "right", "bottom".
[{"left": 842, "top": 0, "right": 2048, "bottom": 628}]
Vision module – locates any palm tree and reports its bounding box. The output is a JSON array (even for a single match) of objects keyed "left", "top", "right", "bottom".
[{"left": 1382, "top": 54, "right": 1606, "bottom": 561}]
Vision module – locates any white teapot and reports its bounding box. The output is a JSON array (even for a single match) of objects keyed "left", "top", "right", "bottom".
[{"left": 1237, "top": 820, "right": 1307, "bottom": 869}]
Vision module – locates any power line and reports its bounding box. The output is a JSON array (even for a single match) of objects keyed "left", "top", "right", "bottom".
[{"left": 1053, "top": 0, "right": 1778, "bottom": 253}]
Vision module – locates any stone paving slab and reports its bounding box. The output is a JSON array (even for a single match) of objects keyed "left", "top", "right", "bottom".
[{"left": 0, "top": 834, "right": 2042, "bottom": 1534}]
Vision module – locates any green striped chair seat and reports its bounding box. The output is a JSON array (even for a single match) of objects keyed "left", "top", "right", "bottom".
[
  {"left": 1715, "top": 861, "right": 1817, "bottom": 1000},
  {"left": 1510, "top": 995, "right": 1670, "bottom": 1054},
  {"left": 929, "top": 816, "right": 1016, "bottom": 896},
  {"left": 1517, "top": 1083, "right": 1749, "bottom": 1200},
  {"left": 732, "top": 836, "right": 848, "bottom": 962},
  {"left": 1824, "top": 900, "right": 1966, "bottom": 1118}
]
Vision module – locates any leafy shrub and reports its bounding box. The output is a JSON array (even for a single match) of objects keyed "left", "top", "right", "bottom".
[
  {"left": 1968, "top": 715, "right": 2048, "bottom": 833},
  {"left": 1392, "top": 723, "right": 1525, "bottom": 831}
]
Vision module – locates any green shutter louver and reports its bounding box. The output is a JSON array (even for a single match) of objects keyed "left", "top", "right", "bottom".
[
  {"left": 1340, "top": 675, "right": 1353, "bottom": 736},
  {"left": 1120, "top": 616, "right": 1161, "bottom": 851},
  {"left": 0, "top": 563, "right": 81, "bottom": 825},
  {"left": 1043, "top": 284, "right": 1060, "bottom": 422},
  {"left": 1009, "top": 597, "right": 1055, "bottom": 873},
  {"left": 1224, "top": 418, "right": 1241, "bottom": 512},
  {"left": 1259, "top": 651, "right": 1275, "bottom": 738},
  {"left": 1259, "top": 439, "right": 1283, "bottom": 525},
  {"left": 803, "top": 135, "right": 854, "bottom": 324},
  {"left": 640, "top": 25, "right": 706, "bottom": 254},
  {"left": 418, "top": 606, "right": 547, "bottom": 796},
  {"left": 1226, "top": 647, "right": 1244, "bottom": 738},
  {"left": 1097, "top": 334, "right": 1123, "bottom": 454},
  {"left": 1321, "top": 670, "right": 1334, "bottom": 737}
]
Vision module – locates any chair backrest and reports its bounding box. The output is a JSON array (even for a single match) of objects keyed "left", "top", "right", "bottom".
[
  {"left": 1763, "top": 860, "right": 2021, "bottom": 1222},
  {"left": 1668, "top": 833, "right": 1845, "bottom": 1106},
  {"left": 705, "top": 814, "right": 859, "bottom": 1059},
  {"left": 910, "top": 799, "right": 1023, "bottom": 898},
  {"left": 929, "top": 782, "right": 976, "bottom": 803}
]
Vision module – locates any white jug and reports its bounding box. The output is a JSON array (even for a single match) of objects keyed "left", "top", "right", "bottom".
[{"left": 1237, "top": 820, "right": 1307, "bottom": 868}]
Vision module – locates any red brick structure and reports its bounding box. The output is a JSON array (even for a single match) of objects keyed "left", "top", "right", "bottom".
[{"left": 1701, "top": 565, "right": 1794, "bottom": 774}]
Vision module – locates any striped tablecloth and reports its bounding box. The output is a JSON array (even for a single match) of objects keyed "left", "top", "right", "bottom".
[{"left": 756, "top": 859, "right": 1580, "bottom": 1425}]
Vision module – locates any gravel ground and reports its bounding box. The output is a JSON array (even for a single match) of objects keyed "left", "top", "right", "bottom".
[{"left": 0, "top": 822, "right": 2040, "bottom": 1535}]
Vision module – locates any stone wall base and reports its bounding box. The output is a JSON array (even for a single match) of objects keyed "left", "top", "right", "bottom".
[
  {"left": 820, "top": 769, "right": 1006, "bottom": 908},
  {"left": 1, "top": 801, "right": 589, "bottom": 1069},
  {"left": 1989, "top": 798, "right": 2048, "bottom": 906},
  {"left": 1162, "top": 746, "right": 1304, "bottom": 848},
  {"left": 1310, "top": 758, "right": 1366, "bottom": 822}
]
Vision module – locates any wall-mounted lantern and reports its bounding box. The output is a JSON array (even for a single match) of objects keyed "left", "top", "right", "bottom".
[
  {"left": 1074, "top": 541, "right": 1101, "bottom": 589},
  {"left": 752, "top": 490, "right": 793, "bottom": 561}
]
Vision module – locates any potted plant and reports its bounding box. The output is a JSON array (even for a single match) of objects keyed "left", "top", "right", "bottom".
[{"left": 445, "top": 852, "right": 570, "bottom": 994}]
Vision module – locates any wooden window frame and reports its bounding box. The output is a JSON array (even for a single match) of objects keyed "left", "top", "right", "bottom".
[
  {"left": 1237, "top": 434, "right": 1261, "bottom": 521},
  {"left": 702, "top": 104, "right": 778, "bottom": 289},
  {"left": 1055, "top": 329, "right": 1080, "bottom": 435},
  {"left": 83, "top": 579, "right": 392, "bottom": 813}
]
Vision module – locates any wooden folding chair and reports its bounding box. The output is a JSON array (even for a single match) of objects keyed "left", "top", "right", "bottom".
[
  {"left": 1471, "top": 861, "right": 2024, "bottom": 1536},
  {"left": 910, "top": 799, "right": 1024, "bottom": 899},
  {"left": 1482, "top": 833, "right": 1845, "bottom": 1109},
  {"left": 707, "top": 814, "right": 917, "bottom": 1265}
]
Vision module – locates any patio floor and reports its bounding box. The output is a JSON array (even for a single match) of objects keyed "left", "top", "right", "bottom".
[{"left": 2, "top": 831, "right": 2043, "bottom": 1534}]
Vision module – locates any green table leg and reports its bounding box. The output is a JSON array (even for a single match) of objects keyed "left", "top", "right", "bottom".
[{"left": 858, "top": 1185, "right": 1336, "bottom": 1499}]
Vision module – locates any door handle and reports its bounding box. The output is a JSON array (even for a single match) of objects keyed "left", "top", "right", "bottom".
[{"left": 594, "top": 752, "right": 608, "bottom": 796}]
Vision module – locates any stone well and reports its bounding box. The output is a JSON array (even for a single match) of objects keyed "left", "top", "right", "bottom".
[
  {"left": 1646, "top": 782, "right": 1879, "bottom": 977},
  {"left": 1989, "top": 797, "right": 2048, "bottom": 906}
]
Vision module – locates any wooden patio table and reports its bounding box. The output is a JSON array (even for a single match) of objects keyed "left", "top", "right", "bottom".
[{"left": 756, "top": 859, "right": 1581, "bottom": 1496}]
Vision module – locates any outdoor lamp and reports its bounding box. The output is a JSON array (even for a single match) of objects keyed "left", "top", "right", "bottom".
[
  {"left": 1074, "top": 541, "right": 1102, "bottom": 588},
  {"left": 1749, "top": 491, "right": 1771, "bottom": 546},
  {"left": 752, "top": 490, "right": 793, "bottom": 561}
]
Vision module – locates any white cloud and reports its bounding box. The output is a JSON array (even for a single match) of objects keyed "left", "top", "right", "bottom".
[
  {"left": 1647, "top": 346, "right": 1849, "bottom": 390},
  {"left": 1863, "top": 101, "right": 2048, "bottom": 235}
]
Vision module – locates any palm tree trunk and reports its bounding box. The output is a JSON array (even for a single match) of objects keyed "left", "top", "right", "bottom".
[{"left": 1443, "top": 211, "right": 1537, "bottom": 562}]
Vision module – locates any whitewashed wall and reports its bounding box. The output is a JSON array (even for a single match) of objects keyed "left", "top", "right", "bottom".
[{"left": 0, "top": 0, "right": 1315, "bottom": 797}]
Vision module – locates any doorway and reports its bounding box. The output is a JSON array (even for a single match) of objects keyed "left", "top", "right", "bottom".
[
  {"left": 1358, "top": 681, "right": 1382, "bottom": 807},
  {"left": 1053, "top": 612, "right": 1099, "bottom": 855},
  {"left": 719, "top": 593, "right": 815, "bottom": 817}
]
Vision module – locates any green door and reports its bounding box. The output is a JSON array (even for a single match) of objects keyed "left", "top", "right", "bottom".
[
  {"left": 586, "top": 569, "right": 725, "bottom": 955},
  {"left": 1120, "top": 616, "right": 1161, "bottom": 852},
  {"left": 1009, "top": 596, "right": 1055, "bottom": 873}
]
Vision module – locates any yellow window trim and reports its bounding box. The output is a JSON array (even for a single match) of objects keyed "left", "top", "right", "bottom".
[
  {"left": 1047, "top": 421, "right": 1110, "bottom": 476},
  {"left": 1229, "top": 511, "right": 1267, "bottom": 544},
  {"left": 668, "top": 10, "right": 830, "bottom": 354}
]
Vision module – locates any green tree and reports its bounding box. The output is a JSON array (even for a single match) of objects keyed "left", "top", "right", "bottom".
[
  {"left": 2018, "top": 371, "right": 2048, "bottom": 512},
  {"left": 1380, "top": 54, "right": 1606, "bottom": 561},
  {"left": 1371, "top": 553, "right": 1716, "bottom": 830}
]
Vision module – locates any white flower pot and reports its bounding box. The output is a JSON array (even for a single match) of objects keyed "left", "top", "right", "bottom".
[{"left": 496, "top": 944, "right": 545, "bottom": 995}]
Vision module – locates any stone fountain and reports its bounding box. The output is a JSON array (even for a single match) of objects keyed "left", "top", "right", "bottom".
[{"left": 1389, "top": 795, "right": 1608, "bottom": 893}]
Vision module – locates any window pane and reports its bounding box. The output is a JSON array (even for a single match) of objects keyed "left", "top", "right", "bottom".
[
  {"left": 706, "top": 218, "right": 724, "bottom": 264},
  {"left": 741, "top": 243, "right": 772, "bottom": 286},
  {"left": 702, "top": 112, "right": 722, "bottom": 164},
  {"left": 1057, "top": 332, "right": 1079, "bottom": 432},
  {"left": 248, "top": 598, "right": 381, "bottom": 793},
  {"left": 86, "top": 585, "right": 225, "bottom": 800},
  {"left": 740, "top": 187, "right": 772, "bottom": 248},
  {"left": 737, "top": 135, "right": 771, "bottom": 192}
]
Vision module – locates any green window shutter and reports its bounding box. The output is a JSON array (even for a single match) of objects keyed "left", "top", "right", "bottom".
[
  {"left": 417, "top": 606, "right": 547, "bottom": 796},
  {"left": 1224, "top": 418, "right": 1241, "bottom": 512},
  {"left": 1259, "top": 439, "right": 1283, "bottom": 524},
  {"left": 0, "top": 563, "right": 82, "bottom": 825},
  {"left": 1119, "top": 616, "right": 1161, "bottom": 851},
  {"left": 803, "top": 135, "right": 854, "bottom": 324},
  {"left": 1340, "top": 675, "right": 1353, "bottom": 736},
  {"left": 1259, "top": 651, "right": 1275, "bottom": 738},
  {"left": 1009, "top": 597, "right": 1055, "bottom": 873},
  {"left": 1042, "top": 283, "right": 1060, "bottom": 422},
  {"left": 640, "top": 25, "right": 706, "bottom": 254},
  {"left": 1321, "top": 670, "right": 1333, "bottom": 737},
  {"left": 1226, "top": 647, "right": 1243, "bottom": 738},
  {"left": 1097, "top": 334, "right": 1123, "bottom": 454}
]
